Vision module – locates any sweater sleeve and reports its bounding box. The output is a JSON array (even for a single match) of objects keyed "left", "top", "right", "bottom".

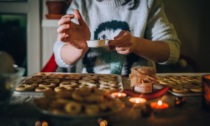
[
  {"left": 53, "top": 0, "right": 80, "bottom": 68},
  {"left": 146, "top": 0, "right": 181, "bottom": 64},
  {"left": 53, "top": 40, "right": 69, "bottom": 68}
]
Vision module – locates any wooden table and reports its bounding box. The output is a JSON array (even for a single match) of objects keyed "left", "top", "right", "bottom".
[{"left": 1, "top": 75, "right": 210, "bottom": 126}]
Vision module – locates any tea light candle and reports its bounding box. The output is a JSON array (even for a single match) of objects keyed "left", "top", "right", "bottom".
[
  {"left": 150, "top": 100, "right": 169, "bottom": 109},
  {"left": 129, "top": 97, "right": 147, "bottom": 104},
  {"left": 128, "top": 97, "right": 147, "bottom": 108},
  {"left": 111, "top": 92, "right": 127, "bottom": 98}
]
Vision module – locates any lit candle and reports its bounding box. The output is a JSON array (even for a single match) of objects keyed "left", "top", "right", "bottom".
[
  {"left": 150, "top": 100, "right": 169, "bottom": 109},
  {"left": 128, "top": 97, "right": 147, "bottom": 108},
  {"left": 111, "top": 92, "right": 127, "bottom": 98}
]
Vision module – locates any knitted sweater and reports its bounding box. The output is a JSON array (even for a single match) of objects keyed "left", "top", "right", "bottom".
[{"left": 53, "top": 0, "right": 181, "bottom": 76}]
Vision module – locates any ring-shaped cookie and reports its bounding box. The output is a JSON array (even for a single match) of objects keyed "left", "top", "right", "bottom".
[
  {"left": 54, "top": 86, "right": 72, "bottom": 92},
  {"left": 99, "top": 80, "right": 117, "bottom": 85},
  {"left": 172, "top": 88, "right": 189, "bottom": 93},
  {"left": 25, "top": 77, "right": 43, "bottom": 84},
  {"left": 85, "top": 104, "right": 99, "bottom": 115},
  {"left": 65, "top": 101, "right": 82, "bottom": 114},
  {"left": 59, "top": 82, "right": 78, "bottom": 88},
  {"left": 64, "top": 74, "right": 82, "bottom": 80},
  {"left": 35, "top": 87, "right": 52, "bottom": 92},
  {"left": 15, "top": 84, "right": 34, "bottom": 91},
  {"left": 39, "top": 83, "right": 56, "bottom": 88},
  {"left": 43, "top": 78, "right": 60, "bottom": 84},
  {"left": 79, "top": 79, "right": 96, "bottom": 85},
  {"left": 47, "top": 74, "right": 64, "bottom": 79}
]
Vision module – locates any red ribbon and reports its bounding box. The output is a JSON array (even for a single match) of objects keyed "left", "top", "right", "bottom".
[{"left": 123, "top": 86, "right": 169, "bottom": 100}]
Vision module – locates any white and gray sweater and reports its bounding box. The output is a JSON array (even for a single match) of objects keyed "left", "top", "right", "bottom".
[{"left": 53, "top": 0, "right": 181, "bottom": 76}]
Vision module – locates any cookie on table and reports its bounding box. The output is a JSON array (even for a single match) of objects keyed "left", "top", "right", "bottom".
[
  {"left": 35, "top": 86, "right": 52, "bottom": 92},
  {"left": 15, "top": 84, "right": 35, "bottom": 91},
  {"left": 190, "top": 88, "right": 202, "bottom": 93},
  {"left": 99, "top": 74, "right": 117, "bottom": 80},
  {"left": 98, "top": 86, "right": 117, "bottom": 92},
  {"left": 64, "top": 74, "right": 82, "bottom": 80},
  {"left": 59, "top": 81, "right": 79, "bottom": 88},
  {"left": 24, "top": 77, "right": 43, "bottom": 84},
  {"left": 172, "top": 87, "right": 189, "bottom": 93},
  {"left": 82, "top": 74, "right": 98, "bottom": 80},
  {"left": 43, "top": 78, "right": 60, "bottom": 84},
  {"left": 85, "top": 94, "right": 104, "bottom": 103},
  {"left": 78, "top": 79, "right": 96, "bottom": 85},
  {"left": 85, "top": 104, "right": 100, "bottom": 116},
  {"left": 47, "top": 73, "right": 65, "bottom": 79},
  {"left": 65, "top": 101, "right": 82, "bottom": 115},
  {"left": 31, "top": 73, "right": 48, "bottom": 79},
  {"left": 39, "top": 83, "right": 57, "bottom": 88},
  {"left": 158, "top": 80, "right": 169, "bottom": 85},
  {"left": 75, "top": 86, "right": 92, "bottom": 96},
  {"left": 60, "top": 80, "right": 77, "bottom": 83},
  {"left": 54, "top": 86, "right": 73, "bottom": 92},
  {"left": 99, "top": 76, "right": 117, "bottom": 82},
  {"left": 79, "top": 83, "right": 98, "bottom": 88},
  {"left": 99, "top": 79, "right": 117, "bottom": 85}
]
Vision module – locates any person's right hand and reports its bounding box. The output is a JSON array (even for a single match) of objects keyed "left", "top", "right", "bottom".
[{"left": 57, "top": 9, "right": 90, "bottom": 49}]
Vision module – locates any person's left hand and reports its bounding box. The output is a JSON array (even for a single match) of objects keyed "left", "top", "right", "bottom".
[{"left": 108, "top": 30, "right": 136, "bottom": 55}]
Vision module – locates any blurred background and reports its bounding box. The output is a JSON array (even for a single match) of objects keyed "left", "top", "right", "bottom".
[{"left": 0, "top": 0, "right": 209, "bottom": 75}]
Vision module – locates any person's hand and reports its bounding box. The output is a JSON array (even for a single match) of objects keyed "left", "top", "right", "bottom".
[
  {"left": 57, "top": 9, "right": 90, "bottom": 49},
  {"left": 108, "top": 30, "right": 136, "bottom": 55}
]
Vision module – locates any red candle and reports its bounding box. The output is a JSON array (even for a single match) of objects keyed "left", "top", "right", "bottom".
[{"left": 150, "top": 100, "right": 169, "bottom": 109}]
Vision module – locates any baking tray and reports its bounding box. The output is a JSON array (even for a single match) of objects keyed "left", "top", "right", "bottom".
[{"left": 14, "top": 72, "right": 124, "bottom": 97}]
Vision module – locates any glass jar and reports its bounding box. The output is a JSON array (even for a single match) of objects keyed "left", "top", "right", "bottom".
[{"left": 202, "top": 74, "right": 210, "bottom": 112}]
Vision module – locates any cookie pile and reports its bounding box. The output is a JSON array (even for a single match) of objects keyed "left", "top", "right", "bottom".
[
  {"left": 34, "top": 87, "right": 125, "bottom": 116},
  {"left": 15, "top": 72, "right": 122, "bottom": 92},
  {"left": 157, "top": 75, "right": 202, "bottom": 93}
]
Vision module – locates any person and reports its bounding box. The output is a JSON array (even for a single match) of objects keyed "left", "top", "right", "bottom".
[{"left": 53, "top": 0, "right": 181, "bottom": 76}]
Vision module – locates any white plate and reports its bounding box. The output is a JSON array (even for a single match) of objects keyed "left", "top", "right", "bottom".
[
  {"left": 168, "top": 90, "right": 201, "bottom": 97},
  {"left": 157, "top": 73, "right": 204, "bottom": 97}
]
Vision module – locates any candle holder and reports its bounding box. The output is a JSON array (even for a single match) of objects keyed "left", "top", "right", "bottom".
[
  {"left": 150, "top": 100, "right": 169, "bottom": 114},
  {"left": 111, "top": 92, "right": 127, "bottom": 99},
  {"left": 133, "top": 81, "right": 153, "bottom": 94},
  {"left": 128, "top": 97, "right": 147, "bottom": 108}
]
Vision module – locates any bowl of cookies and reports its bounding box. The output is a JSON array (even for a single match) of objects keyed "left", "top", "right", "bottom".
[
  {"left": 33, "top": 86, "right": 125, "bottom": 118},
  {"left": 0, "top": 51, "right": 25, "bottom": 111}
]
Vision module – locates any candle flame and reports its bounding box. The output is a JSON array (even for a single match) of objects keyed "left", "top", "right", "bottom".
[
  {"left": 136, "top": 99, "right": 140, "bottom": 103},
  {"left": 158, "top": 100, "right": 162, "bottom": 106},
  {"left": 118, "top": 93, "right": 122, "bottom": 97}
]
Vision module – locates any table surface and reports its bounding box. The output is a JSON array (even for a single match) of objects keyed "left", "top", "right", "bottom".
[{"left": 1, "top": 74, "right": 210, "bottom": 126}]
